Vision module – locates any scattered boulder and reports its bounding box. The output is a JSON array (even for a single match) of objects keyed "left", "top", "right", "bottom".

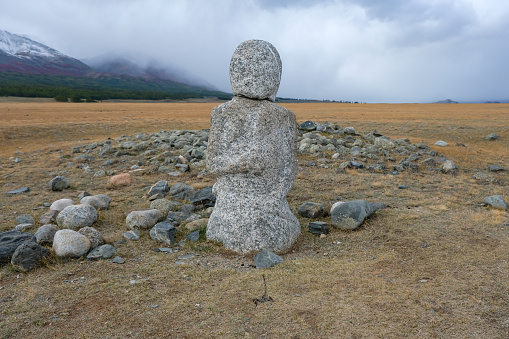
[
  {"left": 56, "top": 204, "right": 98, "bottom": 230},
  {"left": 254, "top": 249, "right": 283, "bottom": 268},
  {"left": 442, "top": 160, "right": 457, "bottom": 174},
  {"left": 35, "top": 224, "right": 59, "bottom": 245},
  {"left": 11, "top": 241, "right": 50, "bottom": 272},
  {"left": 78, "top": 227, "right": 104, "bottom": 249},
  {"left": 49, "top": 176, "right": 70, "bottom": 191},
  {"left": 297, "top": 202, "right": 327, "bottom": 218},
  {"left": 485, "top": 133, "right": 499, "bottom": 140},
  {"left": 50, "top": 199, "right": 74, "bottom": 212},
  {"left": 147, "top": 180, "right": 170, "bottom": 197},
  {"left": 150, "top": 198, "right": 180, "bottom": 217},
  {"left": 87, "top": 244, "right": 116, "bottom": 260},
  {"left": 0, "top": 230, "right": 36, "bottom": 264},
  {"left": 109, "top": 173, "right": 132, "bottom": 186},
  {"left": 488, "top": 165, "right": 505, "bottom": 172},
  {"left": 150, "top": 222, "right": 177, "bottom": 245},
  {"left": 52, "top": 229, "right": 91, "bottom": 258},
  {"left": 434, "top": 140, "right": 448, "bottom": 147},
  {"left": 169, "top": 182, "right": 195, "bottom": 200},
  {"left": 80, "top": 194, "right": 111, "bottom": 210},
  {"left": 308, "top": 221, "right": 330, "bottom": 235},
  {"left": 483, "top": 195, "right": 507, "bottom": 210},
  {"left": 330, "top": 200, "right": 386, "bottom": 230},
  {"left": 39, "top": 210, "right": 59, "bottom": 225},
  {"left": 126, "top": 209, "right": 163, "bottom": 229},
  {"left": 15, "top": 214, "right": 35, "bottom": 225}
]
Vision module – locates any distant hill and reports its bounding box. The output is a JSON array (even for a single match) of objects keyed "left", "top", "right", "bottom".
[
  {"left": 434, "top": 99, "right": 458, "bottom": 104},
  {"left": 0, "top": 29, "right": 230, "bottom": 101}
]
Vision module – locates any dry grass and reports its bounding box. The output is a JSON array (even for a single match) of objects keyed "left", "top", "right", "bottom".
[{"left": 0, "top": 99, "right": 508, "bottom": 338}]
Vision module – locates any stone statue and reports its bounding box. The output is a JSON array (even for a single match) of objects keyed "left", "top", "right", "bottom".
[{"left": 206, "top": 39, "right": 300, "bottom": 253}]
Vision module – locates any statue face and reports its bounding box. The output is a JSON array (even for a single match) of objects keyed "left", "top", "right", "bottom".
[{"left": 229, "top": 40, "right": 282, "bottom": 102}]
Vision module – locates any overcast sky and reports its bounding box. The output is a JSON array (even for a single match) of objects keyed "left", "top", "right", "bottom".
[{"left": 1, "top": 0, "right": 508, "bottom": 103}]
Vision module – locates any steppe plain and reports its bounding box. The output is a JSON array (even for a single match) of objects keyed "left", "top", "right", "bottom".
[{"left": 0, "top": 98, "right": 508, "bottom": 338}]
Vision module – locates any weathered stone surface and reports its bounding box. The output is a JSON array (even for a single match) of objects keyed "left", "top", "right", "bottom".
[
  {"left": 169, "top": 182, "right": 195, "bottom": 200},
  {"left": 49, "top": 176, "right": 70, "bottom": 191},
  {"left": 122, "top": 230, "right": 140, "bottom": 241},
  {"left": 15, "top": 223, "right": 34, "bottom": 231},
  {"left": 0, "top": 230, "right": 36, "bottom": 264},
  {"left": 109, "top": 173, "right": 132, "bottom": 186},
  {"left": 150, "top": 198, "right": 180, "bottom": 217},
  {"left": 15, "top": 214, "right": 35, "bottom": 225},
  {"left": 147, "top": 180, "right": 170, "bottom": 197},
  {"left": 206, "top": 41, "right": 299, "bottom": 253},
  {"left": 11, "top": 241, "right": 50, "bottom": 272},
  {"left": 308, "top": 221, "right": 330, "bottom": 235},
  {"left": 297, "top": 202, "right": 327, "bottom": 218},
  {"left": 485, "top": 133, "right": 499, "bottom": 140},
  {"left": 488, "top": 165, "right": 505, "bottom": 172},
  {"left": 442, "top": 160, "right": 457, "bottom": 173},
  {"left": 80, "top": 194, "right": 111, "bottom": 210},
  {"left": 87, "top": 244, "right": 116, "bottom": 260},
  {"left": 483, "top": 195, "right": 507, "bottom": 210},
  {"left": 39, "top": 210, "right": 59, "bottom": 225},
  {"left": 78, "top": 227, "right": 104, "bottom": 249},
  {"left": 188, "top": 186, "right": 216, "bottom": 206},
  {"left": 185, "top": 218, "right": 209, "bottom": 231},
  {"left": 56, "top": 204, "right": 98, "bottom": 230},
  {"left": 35, "top": 224, "right": 59, "bottom": 245},
  {"left": 150, "top": 222, "right": 177, "bottom": 245},
  {"left": 126, "top": 209, "right": 163, "bottom": 229},
  {"left": 50, "top": 199, "right": 74, "bottom": 212},
  {"left": 229, "top": 39, "right": 282, "bottom": 102},
  {"left": 6, "top": 187, "right": 30, "bottom": 194},
  {"left": 52, "top": 229, "right": 91, "bottom": 258},
  {"left": 254, "top": 249, "right": 283, "bottom": 268},
  {"left": 186, "top": 230, "right": 200, "bottom": 242},
  {"left": 330, "top": 200, "right": 386, "bottom": 230},
  {"left": 299, "top": 121, "right": 317, "bottom": 131}
]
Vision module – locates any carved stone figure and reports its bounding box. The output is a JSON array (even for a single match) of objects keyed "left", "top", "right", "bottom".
[{"left": 206, "top": 39, "right": 300, "bottom": 253}]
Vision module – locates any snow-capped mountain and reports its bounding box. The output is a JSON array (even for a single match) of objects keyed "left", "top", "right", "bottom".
[{"left": 0, "top": 29, "right": 92, "bottom": 76}]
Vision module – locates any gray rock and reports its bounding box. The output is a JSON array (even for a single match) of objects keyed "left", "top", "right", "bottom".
[
  {"left": 50, "top": 198, "right": 74, "bottom": 212},
  {"left": 297, "top": 202, "right": 327, "bottom": 218},
  {"left": 299, "top": 121, "right": 317, "bottom": 131},
  {"left": 6, "top": 187, "right": 30, "bottom": 194},
  {"left": 188, "top": 186, "right": 216, "bottom": 206},
  {"left": 442, "top": 160, "right": 457, "bottom": 173},
  {"left": 15, "top": 223, "right": 34, "bottom": 231},
  {"left": 80, "top": 194, "right": 111, "bottom": 210},
  {"left": 147, "top": 180, "right": 170, "bottom": 197},
  {"left": 330, "top": 200, "right": 386, "bottom": 230},
  {"left": 122, "top": 230, "right": 140, "bottom": 241},
  {"left": 485, "top": 133, "right": 499, "bottom": 140},
  {"left": 15, "top": 214, "right": 35, "bottom": 225},
  {"left": 483, "top": 195, "right": 507, "bottom": 210},
  {"left": 87, "top": 244, "right": 117, "bottom": 260},
  {"left": 150, "top": 198, "right": 180, "bottom": 217},
  {"left": 150, "top": 222, "right": 177, "bottom": 245},
  {"left": 434, "top": 140, "right": 448, "bottom": 146},
  {"left": 49, "top": 176, "right": 70, "bottom": 191},
  {"left": 254, "top": 249, "right": 283, "bottom": 268},
  {"left": 186, "top": 230, "right": 200, "bottom": 242},
  {"left": 112, "top": 256, "right": 125, "bottom": 264},
  {"left": 56, "top": 204, "right": 98, "bottom": 230},
  {"left": 229, "top": 39, "right": 281, "bottom": 102},
  {"left": 488, "top": 165, "right": 505, "bottom": 172},
  {"left": 38, "top": 210, "right": 59, "bottom": 225},
  {"left": 52, "top": 229, "right": 91, "bottom": 258},
  {"left": 169, "top": 182, "right": 196, "bottom": 200},
  {"left": 78, "top": 227, "right": 104, "bottom": 249},
  {"left": 167, "top": 211, "right": 191, "bottom": 222},
  {"left": 126, "top": 209, "right": 163, "bottom": 230},
  {"left": 308, "top": 221, "right": 329, "bottom": 235},
  {"left": 179, "top": 204, "right": 195, "bottom": 215},
  {"left": 0, "top": 230, "right": 36, "bottom": 264},
  {"left": 35, "top": 224, "right": 59, "bottom": 245},
  {"left": 11, "top": 241, "right": 50, "bottom": 272}
]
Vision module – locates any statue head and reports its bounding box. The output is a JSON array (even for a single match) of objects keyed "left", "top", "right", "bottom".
[{"left": 229, "top": 39, "right": 282, "bottom": 102}]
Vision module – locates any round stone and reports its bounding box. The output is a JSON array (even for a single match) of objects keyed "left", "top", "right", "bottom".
[{"left": 229, "top": 39, "right": 282, "bottom": 102}]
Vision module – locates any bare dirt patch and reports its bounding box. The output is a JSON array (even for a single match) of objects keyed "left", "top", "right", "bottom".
[{"left": 1, "top": 101, "right": 508, "bottom": 338}]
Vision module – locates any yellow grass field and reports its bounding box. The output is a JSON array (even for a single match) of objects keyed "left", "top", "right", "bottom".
[{"left": 0, "top": 99, "right": 508, "bottom": 338}]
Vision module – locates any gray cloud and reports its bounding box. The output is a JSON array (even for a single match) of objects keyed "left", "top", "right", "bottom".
[{"left": 1, "top": 0, "right": 508, "bottom": 102}]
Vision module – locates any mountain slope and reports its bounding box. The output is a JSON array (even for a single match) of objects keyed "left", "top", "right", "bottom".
[{"left": 0, "top": 29, "right": 92, "bottom": 76}]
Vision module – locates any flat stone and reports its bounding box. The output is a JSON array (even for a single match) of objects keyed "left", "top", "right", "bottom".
[
  {"left": 434, "top": 140, "right": 448, "bottom": 147},
  {"left": 308, "top": 221, "right": 329, "bottom": 235},
  {"left": 485, "top": 133, "right": 499, "bottom": 140},
  {"left": 488, "top": 165, "right": 505, "bottom": 172},
  {"left": 122, "top": 230, "right": 140, "bottom": 241},
  {"left": 87, "top": 244, "right": 116, "bottom": 260},
  {"left": 6, "top": 187, "right": 30, "bottom": 194},
  {"left": 112, "top": 256, "right": 125, "bottom": 264},
  {"left": 254, "top": 249, "right": 283, "bottom": 268},
  {"left": 15, "top": 223, "right": 34, "bottom": 231}
]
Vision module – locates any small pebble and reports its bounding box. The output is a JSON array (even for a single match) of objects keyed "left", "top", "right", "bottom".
[{"left": 398, "top": 185, "right": 408, "bottom": 189}]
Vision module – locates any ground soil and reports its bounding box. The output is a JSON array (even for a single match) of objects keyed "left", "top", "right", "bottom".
[{"left": 0, "top": 98, "right": 508, "bottom": 338}]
